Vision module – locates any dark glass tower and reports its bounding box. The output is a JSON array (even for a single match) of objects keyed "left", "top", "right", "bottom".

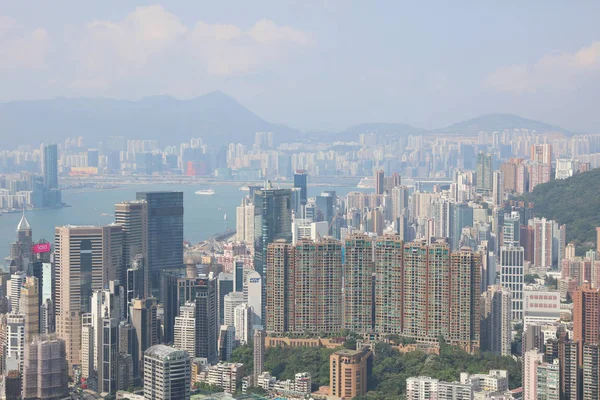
[
  {"left": 43, "top": 144, "right": 58, "bottom": 189},
  {"left": 136, "top": 192, "right": 184, "bottom": 297},
  {"left": 293, "top": 170, "right": 308, "bottom": 206}
]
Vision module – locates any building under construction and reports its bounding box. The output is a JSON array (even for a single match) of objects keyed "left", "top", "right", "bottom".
[{"left": 22, "top": 334, "right": 69, "bottom": 400}]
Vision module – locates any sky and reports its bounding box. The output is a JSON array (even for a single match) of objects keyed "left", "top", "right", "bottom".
[{"left": 1, "top": 1, "right": 600, "bottom": 132}]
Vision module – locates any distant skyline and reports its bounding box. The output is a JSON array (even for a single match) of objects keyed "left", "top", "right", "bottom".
[{"left": 1, "top": 1, "right": 599, "bottom": 132}]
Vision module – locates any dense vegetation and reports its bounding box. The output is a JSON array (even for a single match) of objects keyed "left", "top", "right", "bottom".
[
  {"left": 355, "top": 341, "right": 522, "bottom": 400},
  {"left": 232, "top": 339, "right": 521, "bottom": 398},
  {"left": 230, "top": 344, "right": 337, "bottom": 389},
  {"left": 521, "top": 168, "right": 600, "bottom": 253}
]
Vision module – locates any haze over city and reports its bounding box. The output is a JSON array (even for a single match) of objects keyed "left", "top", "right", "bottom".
[
  {"left": 1, "top": 1, "right": 600, "bottom": 131},
  {"left": 2, "top": 2, "right": 600, "bottom": 400}
]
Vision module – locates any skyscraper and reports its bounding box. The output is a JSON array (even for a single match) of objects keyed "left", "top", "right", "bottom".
[
  {"left": 253, "top": 329, "right": 265, "bottom": 382},
  {"left": 374, "top": 170, "right": 384, "bottom": 195},
  {"left": 235, "top": 197, "right": 255, "bottom": 243},
  {"left": 135, "top": 192, "right": 183, "bottom": 297},
  {"left": 115, "top": 200, "right": 148, "bottom": 297},
  {"left": 9, "top": 211, "right": 33, "bottom": 272},
  {"left": 500, "top": 245, "right": 525, "bottom": 321},
  {"left": 54, "top": 225, "right": 123, "bottom": 370},
  {"left": 5, "top": 313, "right": 25, "bottom": 372},
  {"left": 20, "top": 276, "right": 39, "bottom": 344},
  {"left": 523, "top": 350, "right": 544, "bottom": 400},
  {"left": 293, "top": 170, "right": 308, "bottom": 207},
  {"left": 143, "top": 345, "right": 190, "bottom": 400},
  {"left": 22, "top": 334, "right": 69, "bottom": 400},
  {"left": 174, "top": 302, "right": 196, "bottom": 356},
  {"left": 492, "top": 170, "right": 504, "bottom": 207},
  {"left": 476, "top": 152, "right": 493, "bottom": 193},
  {"left": 130, "top": 298, "right": 158, "bottom": 381},
  {"left": 559, "top": 338, "right": 581, "bottom": 399},
  {"left": 480, "top": 285, "right": 512, "bottom": 356},
  {"left": 253, "top": 184, "right": 292, "bottom": 324},
  {"left": 583, "top": 344, "right": 600, "bottom": 400},
  {"left": 43, "top": 144, "right": 58, "bottom": 190},
  {"left": 343, "top": 234, "right": 374, "bottom": 333},
  {"left": 374, "top": 235, "right": 403, "bottom": 334},
  {"left": 573, "top": 283, "right": 600, "bottom": 359}
]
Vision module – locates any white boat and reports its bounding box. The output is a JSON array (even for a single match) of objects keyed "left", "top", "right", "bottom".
[
  {"left": 195, "top": 189, "right": 215, "bottom": 195},
  {"left": 239, "top": 186, "right": 250, "bottom": 191}
]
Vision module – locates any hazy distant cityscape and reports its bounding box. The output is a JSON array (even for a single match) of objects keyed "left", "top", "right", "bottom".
[{"left": 3, "top": 2, "right": 600, "bottom": 400}]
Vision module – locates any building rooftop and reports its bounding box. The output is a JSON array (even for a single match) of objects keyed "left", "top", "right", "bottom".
[{"left": 144, "top": 344, "right": 188, "bottom": 361}]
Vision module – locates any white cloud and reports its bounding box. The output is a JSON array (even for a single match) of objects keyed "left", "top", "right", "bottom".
[
  {"left": 69, "top": 5, "right": 312, "bottom": 88},
  {"left": 485, "top": 41, "right": 600, "bottom": 94},
  {"left": 0, "top": 16, "right": 49, "bottom": 70}
]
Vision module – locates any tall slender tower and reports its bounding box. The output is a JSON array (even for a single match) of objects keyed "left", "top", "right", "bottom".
[
  {"left": 9, "top": 211, "right": 33, "bottom": 272},
  {"left": 43, "top": 144, "right": 58, "bottom": 190},
  {"left": 500, "top": 245, "right": 525, "bottom": 321},
  {"left": 253, "top": 329, "right": 265, "bottom": 382},
  {"left": 115, "top": 200, "right": 148, "bottom": 297},
  {"left": 374, "top": 235, "right": 403, "bottom": 334},
  {"left": 20, "top": 276, "right": 39, "bottom": 344},
  {"left": 54, "top": 225, "right": 123, "bottom": 371},
  {"left": 344, "top": 234, "right": 374, "bottom": 333},
  {"left": 135, "top": 192, "right": 183, "bottom": 298},
  {"left": 573, "top": 283, "right": 600, "bottom": 359}
]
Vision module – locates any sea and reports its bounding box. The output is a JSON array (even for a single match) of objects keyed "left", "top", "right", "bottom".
[{"left": 0, "top": 183, "right": 365, "bottom": 262}]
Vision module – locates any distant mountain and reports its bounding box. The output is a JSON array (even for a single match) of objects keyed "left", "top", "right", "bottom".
[
  {"left": 0, "top": 91, "right": 301, "bottom": 148},
  {"left": 438, "top": 113, "right": 574, "bottom": 136}
]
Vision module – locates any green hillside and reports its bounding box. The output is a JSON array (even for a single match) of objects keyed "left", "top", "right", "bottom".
[{"left": 522, "top": 168, "right": 600, "bottom": 253}]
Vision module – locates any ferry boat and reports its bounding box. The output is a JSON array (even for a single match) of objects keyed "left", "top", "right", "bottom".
[
  {"left": 195, "top": 189, "right": 215, "bottom": 195},
  {"left": 239, "top": 186, "right": 250, "bottom": 191}
]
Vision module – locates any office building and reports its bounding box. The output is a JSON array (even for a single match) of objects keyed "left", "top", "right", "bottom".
[
  {"left": 217, "top": 273, "right": 234, "bottom": 326},
  {"left": 20, "top": 276, "right": 39, "bottom": 344},
  {"left": 234, "top": 303, "right": 252, "bottom": 345},
  {"left": 81, "top": 313, "right": 93, "bottom": 379},
  {"left": 492, "top": 170, "right": 504, "bottom": 206},
  {"left": 9, "top": 211, "right": 33, "bottom": 272},
  {"left": 573, "top": 283, "right": 600, "bottom": 358},
  {"left": 374, "top": 235, "right": 403, "bottom": 334},
  {"left": 293, "top": 170, "right": 308, "bottom": 207},
  {"left": 253, "top": 185, "right": 292, "bottom": 324},
  {"left": 5, "top": 313, "right": 25, "bottom": 372},
  {"left": 160, "top": 271, "right": 179, "bottom": 345},
  {"left": 135, "top": 191, "right": 183, "bottom": 297},
  {"left": 54, "top": 224, "right": 123, "bottom": 370},
  {"left": 223, "top": 292, "right": 244, "bottom": 328},
  {"left": 523, "top": 290, "right": 561, "bottom": 328},
  {"left": 9, "top": 271, "right": 26, "bottom": 314},
  {"left": 143, "top": 345, "right": 190, "bottom": 400},
  {"left": 174, "top": 302, "right": 196, "bottom": 356},
  {"left": 329, "top": 347, "right": 372, "bottom": 399},
  {"left": 115, "top": 200, "right": 148, "bottom": 297},
  {"left": 235, "top": 197, "right": 255, "bottom": 243},
  {"left": 343, "top": 234, "right": 374, "bottom": 333},
  {"left": 374, "top": 170, "right": 384, "bottom": 195},
  {"left": 22, "top": 334, "right": 69, "bottom": 400},
  {"left": 476, "top": 152, "right": 493, "bottom": 193},
  {"left": 291, "top": 219, "right": 328, "bottom": 244},
  {"left": 253, "top": 329, "right": 265, "bottom": 382},
  {"left": 218, "top": 325, "right": 236, "bottom": 361},
  {"left": 480, "top": 285, "right": 512, "bottom": 356},
  {"left": 43, "top": 144, "right": 58, "bottom": 190},
  {"left": 500, "top": 245, "right": 525, "bottom": 321},
  {"left": 130, "top": 298, "right": 158, "bottom": 380},
  {"left": 245, "top": 271, "right": 262, "bottom": 328}
]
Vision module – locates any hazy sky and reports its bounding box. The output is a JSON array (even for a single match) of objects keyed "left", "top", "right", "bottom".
[{"left": 1, "top": 1, "right": 600, "bottom": 132}]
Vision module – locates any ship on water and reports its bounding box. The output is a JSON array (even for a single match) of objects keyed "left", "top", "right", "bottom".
[{"left": 195, "top": 189, "right": 215, "bottom": 195}]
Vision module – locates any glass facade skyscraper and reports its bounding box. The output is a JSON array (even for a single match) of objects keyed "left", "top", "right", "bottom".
[
  {"left": 43, "top": 144, "right": 58, "bottom": 190},
  {"left": 293, "top": 170, "right": 307, "bottom": 206},
  {"left": 136, "top": 191, "right": 183, "bottom": 297}
]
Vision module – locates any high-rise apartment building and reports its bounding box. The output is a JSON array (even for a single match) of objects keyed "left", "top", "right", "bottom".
[
  {"left": 143, "top": 345, "right": 190, "bottom": 400},
  {"left": 583, "top": 344, "right": 600, "bottom": 400},
  {"left": 476, "top": 152, "right": 493, "bottom": 193},
  {"left": 329, "top": 347, "right": 372, "bottom": 400},
  {"left": 235, "top": 197, "right": 255, "bottom": 243},
  {"left": 528, "top": 218, "right": 565, "bottom": 269},
  {"left": 573, "top": 283, "right": 600, "bottom": 358},
  {"left": 501, "top": 158, "right": 528, "bottom": 195},
  {"left": 9, "top": 271, "right": 26, "bottom": 314},
  {"left": 43, "top": 144, "right": 59, "bottom": 190},
  {"left": 374, "top": 235, "right": 403, "bottom": 334},
  {"left": 54, "top": 224, "right": 123, "bottom": 371},
  {"left": 266, "top": 238, "right": 342, "bottom": 334},
  {"left": 135, "top": 191, "right": 183, "bottom": 297},
  {"left": 500, "top": 245, "right": 525, "bottom": 321},
  {"left": 22, "top": 334, "right": 69, "bottom": 400},
  {"left": 559, "top": 339, "right": 581, "bottom": 400},
  {"left": 343, "top": 234, "right": 374, "bottom": 333},
  {"left": 253, "top": 329, "right": 265, "bottom": 382},
  {"left": 115, "top": 200, "right": 148, "bottom": 296},
  {"left": 536, "top": 360, "right": 560, "bottom": 400},
  {"left": 492, "top": 170, "right": 504, "bottom": 206},
  {"left": 523, "top": 350, "right": 544, "bottom": 400},
  {"left": 234, "top": 303, "right": 252, "bottom": 345},
  {"left": 480, "top": 285, "right": 512, "bottom": 356},
  {"left": 528, "top": 144, "right": 552, "bottom": 192},
  {"left": 5, "top": 313, "right": 25, "bottom": 372}
]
